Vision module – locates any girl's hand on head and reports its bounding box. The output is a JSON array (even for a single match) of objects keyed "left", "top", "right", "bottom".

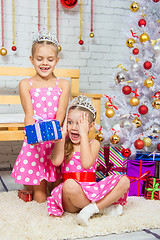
[{"left": 78, "top": 112, "right": 89, "bottom": 136}]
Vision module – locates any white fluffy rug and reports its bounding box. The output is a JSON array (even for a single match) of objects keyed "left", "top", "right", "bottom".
[{"left": 0, "top": 191, "right": 160, "bottom": 240}]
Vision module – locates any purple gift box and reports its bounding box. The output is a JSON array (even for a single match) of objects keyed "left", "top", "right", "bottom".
[{"left": 127, "top": 160, "right": 156, "bottom": 197}]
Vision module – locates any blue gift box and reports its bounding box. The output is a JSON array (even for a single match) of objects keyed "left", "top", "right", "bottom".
[
  {"left": 25, "top": 120, "right": 62, "bottom": 144},
  {"left": 136, "top": 151, "right": 160, "bottom": 162}
]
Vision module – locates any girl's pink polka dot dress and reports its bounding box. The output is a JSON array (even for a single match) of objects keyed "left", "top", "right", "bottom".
[
  {"left": 47, "top": 152, "right": 128, "bottom": 216},
  {"left": 11, "top": 79, "right": 62, "bottom": 185}
]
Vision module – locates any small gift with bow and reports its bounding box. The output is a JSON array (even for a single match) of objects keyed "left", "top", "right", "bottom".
[
  {"left": 144, "top": 178, "right": 160, "bottom": 200},
  {"left": 25, "top": 115, "right": 62, "bottom": 144},
  {"left": 18, "top": 189, "right": 33, "bottom": 202},
  {"left": 127, "top": 160, "right": 156, "bottom": 197}
]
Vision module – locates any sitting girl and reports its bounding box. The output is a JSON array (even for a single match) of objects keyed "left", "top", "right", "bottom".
[{"left": 47, "top": 95, "right": 130, "bottom": 226}]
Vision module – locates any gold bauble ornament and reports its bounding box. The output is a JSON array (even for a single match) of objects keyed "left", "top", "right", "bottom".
[
  {"left": 143, "top": 137, "right": 152, "bottom": 147},
  {"left": 152, "top": 99, "right": 160, "bottom": 109},
  {"left": 130, "top": 2, "right": 140, "bottom": 12},
  {"left": 130, "top": 97, "right": 140, "bottom": 106},
  {"left": 95, "top": 132, "right": 104, "bottom": 142},
  {"left": 132, "top": 117, "right": 142, "bottom": 128},
  {"left": 110, "top": 133, "right": 120, "bottom": 144},
  {"left": 126, "top": 38, "right": 135, "bottom": 48},
  {"left": 105, "top": 108, "right": 115, "bottom": 118},
  {"left": 89, "top": 32, "right": 94, "bottom": 38},
  {"left": 139, "top": 33, "right": 149, "bottom": 43},
  {"left": 105, "top": 101, "right": 111, "bottom": 109},
  {"left": 144, "top": 77, "right": 154, "bottom": 88},
  {"left": 0, "top": 47, "right": 7, "bottom": 56},
  {"left": 58, "top": 45, "right": 62, "bottom": 52}
]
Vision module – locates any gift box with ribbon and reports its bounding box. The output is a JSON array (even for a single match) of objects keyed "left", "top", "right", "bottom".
[
  {"left": 18, "top": 189, "right": 33, "bottom": 202},
  {"left": 144, "top": 178, "right": 160, "bottom": 200},
  {"left": 96, "top": 146, "right": 109, "bottom": 181},
  {"left": 25, "top": 118, "right": 62, "bottom": 144},
  {"left": 127, "top": 160, "right": 156, "bottom": 197},
  {"left": 108, "top": 146, "right": 127, "bottom": 176},
  {"left": 136, "top": 151, "right": 160, "bottom": 162}
]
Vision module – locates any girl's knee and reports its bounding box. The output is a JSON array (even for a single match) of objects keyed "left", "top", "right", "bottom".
[
  {"left": 120, "top": 176, "right": 130, "bottom": 190},
  {"left": 63, "top": 179, "right": 80, "bottom": 195}
]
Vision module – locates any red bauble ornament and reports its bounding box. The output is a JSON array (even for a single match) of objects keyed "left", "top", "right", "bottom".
[
  {"left": 79, "top": 39, "right": 84, "bottom": 45},
  {"left": 122, "top": 148, "right": 131, "bottom": 157},
  {"left": 157, "top": 143, "right": 160, "bottom": 151},
  {"left": 11, "top": 45, "right": 17, "bottom": 51},
  {"left": 138, "top": 105, "right": 148, "bottom": 115},
  {"left": 154, "top": 91, "right": 160, "bottom": 99},
  {"left": 132, "top": 48, "right": 139, "bottom": 55},
  {"left": 122, "top": 85, "right": 132, "bottom": 95},
  {"left": 134, "top": 139, "right": 144, "bottom": 149},
  {"left": 60, "top": 0, "right": 78, "bottom": 8},
  {"left": 143, "top": 61, "right": 152, "bottom": 70},
  {"left": 152, "top": 0, "right": 159, "bottom": 2},
  {"left": 138, "top": 19, "right": 146, "bottom": 27}
]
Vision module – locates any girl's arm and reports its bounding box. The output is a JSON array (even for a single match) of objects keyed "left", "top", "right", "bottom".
[
  {"left": 51, "top": 137, "right": 65, "bottom": 166},
  {"left": 56, "top": 79, "right": 70, "bottom": 126},
  {"left": 79, "top": 113, "right": 100, "bottom": 169},
  {"left": 19, "top": 79, "right": 35, "bottom": 126},
  {"left": 51, "top": 118, "right": 68, "bottom": 166}
]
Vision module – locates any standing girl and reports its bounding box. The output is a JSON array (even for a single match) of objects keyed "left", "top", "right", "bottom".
[
  {"left": 11, "top": 30, "right": 70, "bottom": 203},
  {"left": 47, "top": 95, "right": 130, "bottom": 226}
]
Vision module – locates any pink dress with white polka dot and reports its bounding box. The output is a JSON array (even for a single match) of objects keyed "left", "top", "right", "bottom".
[
  {"left": 11, "top": 78, "right": 62, "bottom": 185},
  {"left": 47, "top": 151, "right": 128, "bottom": 216}
]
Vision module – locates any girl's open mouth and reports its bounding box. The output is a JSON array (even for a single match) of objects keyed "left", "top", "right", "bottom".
[
  {"left": 71, "top": 132, "right": 80, "bottom": 141},
  {"left": 40, "top": 67, "right": 50, "bottom": 71}
]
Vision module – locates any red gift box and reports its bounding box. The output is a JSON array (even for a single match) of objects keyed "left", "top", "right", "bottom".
[
  {"left": 18, "top": 189, "right": 33, "bottom": 202},
  {"left": 144, "top": 178, "right": 160, "bottom": 200}
]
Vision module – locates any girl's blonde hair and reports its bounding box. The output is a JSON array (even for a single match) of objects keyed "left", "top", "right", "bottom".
[
  {"left": 64, "top": 106, "right": 96, "bottom": 163},
  {"left": 31, "top": 41, "right": 59, "bottom": 57}
]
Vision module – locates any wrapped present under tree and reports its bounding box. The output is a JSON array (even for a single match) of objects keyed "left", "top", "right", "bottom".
[
  {"left": 96, "top": 145, "right": 109, "bottom": 181},
  {"left": 136, "top": 151, "right": 160, "bottom": 179},
  {"left": 136, "top": 151, "right": 160, "bottom": 162},
  {"left": 144, "top": 178, "right": 160, "bottom": 200},
  {"left": 108, "top": 146, "right": 127, "bottom": 176},
  {"left": 127, "top": 160, "right": 156, "bottom": 197}
]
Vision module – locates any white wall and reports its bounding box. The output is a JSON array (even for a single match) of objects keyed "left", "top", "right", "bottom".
[{"left": 0, "top": 0, "right": 130, "bottom": 167}]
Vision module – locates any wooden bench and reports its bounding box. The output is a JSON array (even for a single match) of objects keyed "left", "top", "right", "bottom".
[{"left": 0, "top": 66, "right": 102, "bottom": 141}]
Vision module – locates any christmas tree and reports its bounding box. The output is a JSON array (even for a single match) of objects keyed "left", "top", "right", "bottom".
[{"left": 100, "top": 0, "right": 160, "bottom": 158}]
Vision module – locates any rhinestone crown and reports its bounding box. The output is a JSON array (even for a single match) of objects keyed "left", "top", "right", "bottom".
[
  {"left": 32, "top": 30, "right": 59, "bottom": 47},
  {"left": 69, "top": 95, "right": 96, "bottom": 119}
]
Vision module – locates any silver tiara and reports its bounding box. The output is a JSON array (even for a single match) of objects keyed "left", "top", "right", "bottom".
[
  {"left": 69, "top": 95, "right": 96, "bottom": 119},
  {"left": 32, "top": 30, "right": 59, "bottom": 47}
]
